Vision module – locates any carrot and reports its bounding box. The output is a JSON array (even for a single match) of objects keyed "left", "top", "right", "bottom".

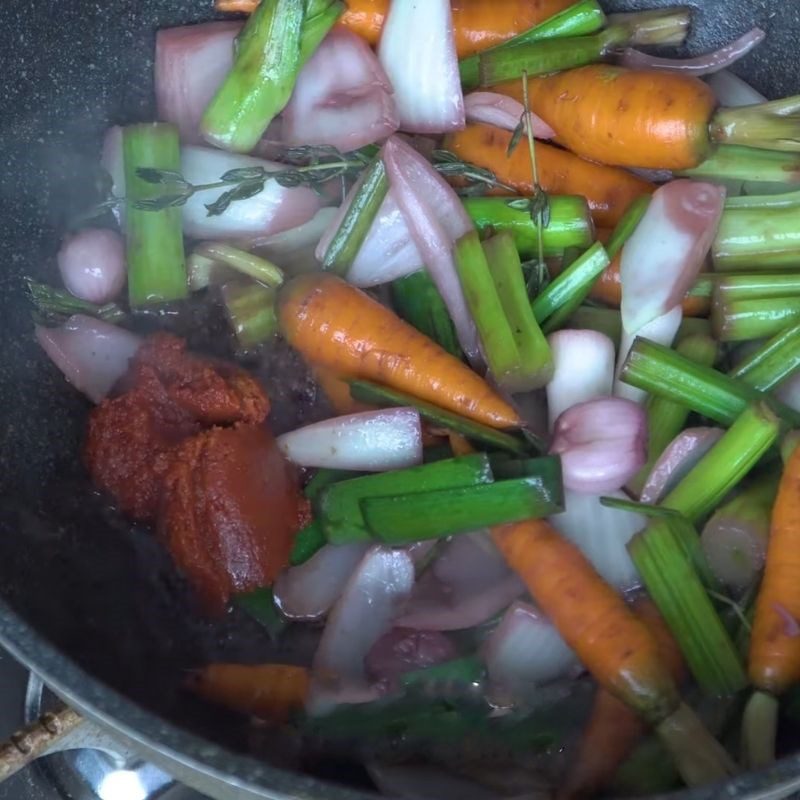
[
  {"left": 214, "top": 0, "right": 576, "bottom": 59},
  {"left": 561, "top": 597, "right": 686, "bottom": 799},
  {"left": 186, "top": 663, "right": 310, "bottom": 722},
  {"left": 443, "top": 123, "right": 654, "bottom": 229},
  {"left": 313, "top": 366, "right": 374, "bottom": 416},
  {"left": 553, "top": 230, "right": 710, "bottom": 317},
  {"left": 749, "top": 443, "right": 800, "bottom": 696},
  {"left": 492, "top": 520, "right": 679, "bottom": 722},
  {"left": 279, "top": 273, "right": 521, "bottom": 429},
  {"left": 495, "top": 65, "right": 718, "bottom": 170}
]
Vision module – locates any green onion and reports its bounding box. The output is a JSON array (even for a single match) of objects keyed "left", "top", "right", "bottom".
[
  {"left": 628, "top": 516, "right": 747, "bottom": 696},
  {"left": 713, "top": 204, "right": 800, "bottom": 272},
  {"left": 619, "top": 338, "right": 800, "bottom": 427},
  {"left": 349, "top": 379, "right": 529, "bottom": 455},
  {"left": 304, "top": 468, "right": 359, "bottom": 501},
  {"left": 317, "top": 454, "right": 495, "bottom": 545},
  {"left": 391, "top": 271, "right": 461, "bottom": 359},
  {"left": 483, "top": 231, "right": 553, "bottom": 389},
  {"left": 680, "top": 145, "right": 800, "bottom": 185},
  {"left": 25, "top": 279, "right": 126, "bottom": 324},
  {"left": 628, "top": 335, "right": 719, "bottom": 497},
  {"left": 713, "top": 273, "right": 800, "bottom": 303},
  {"left": 362, "top": 461, "right": 564, "bottom": 544},
  {"left": 454, "top": 231, "right": 521, "bottom": 383},
  {"left": 729, "top": 320, "right": 800, "bottom": 390},
  {"left": 202, "top": 0, "right": 337, "bottom": 153},
  {"left": 235, "top": 587, "right": 287, "bottom": 640},
  {"left": 531, "top": 242, "right": 610, "bottom": 332},
  {"left": 289, "top": 520, "right": 326, "bottom": 565},
  {"left": 712, "top": 295, "right": 800, "bottom": 342},
  {"left": 741, "top": 690, "right": 780, "bottom": 769},
  {"left": 660, "top": 403, "right": 780, "bottom": 523},
  {"left": 220, "top": 281, "right": 278, "bottom": 348},
  {"left": 122, "top": 124, "right": 187, "bottom": 307},
  {"left": 464, "top": 196, "right": 594, "bottom": 259},
  {"left": 606, "top": 196, "right": 651, "bottom": 260},
  {"left": 476, "top": 8, "right": 689, "bottom": 87},
  {"left": 194, "top": 242, "right": 284, "bottom": 288},
  {"left": 459, "top": 0, "right": 606, "bottom": 90},
  {"left": 320, "top": 155, "right": 388, "bottom": 275}
]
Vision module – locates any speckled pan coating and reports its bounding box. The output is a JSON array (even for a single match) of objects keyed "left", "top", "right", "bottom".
[{"left": 0, "top": 2, "right": 798, "bottom": 799}]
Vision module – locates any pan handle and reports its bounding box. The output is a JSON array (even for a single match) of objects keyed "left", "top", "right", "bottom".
[{"left": 0, "top": 706, "right": 84, "bottom": 783}]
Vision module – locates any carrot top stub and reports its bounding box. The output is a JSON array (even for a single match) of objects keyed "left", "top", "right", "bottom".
[
  {"left": 497, "top": 64, "right": 716, "bottom": 170},
  {"left": 278, "top": 273, "right": 522, "bottom": 430},
  {"left": 749, "top": 443, "right": 800, "bottom": 696},
  {"left": 491, "top": 519, "right": 679, "bottom": 723}
]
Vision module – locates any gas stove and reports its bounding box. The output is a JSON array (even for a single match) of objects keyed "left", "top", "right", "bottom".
[{"left": 0, "top": 647, "right": 207, "bottom": 800}]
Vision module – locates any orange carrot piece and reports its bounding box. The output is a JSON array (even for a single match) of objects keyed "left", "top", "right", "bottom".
[
  {"left": 495, "top": 65, "right": 717, "bottom": 170},
  {"left": 214, "top": 0, "right": 576, "bottom": 59},
  {"left": 313, "top": 366, "right": 374, "bottom": 416},
  {"left": 561, "top": 597, "right": 686, "bottom": 798},
  {"left": 279, "top": 273, "right": 521, "bottom": 429},
  {"left": 187, "top": 663, "right": 310, "bottom": 722},
  {"left": 749, "top": 444, "right": 800, "bottom": 696},
  {"left": 491, "top": 520, "right": 679, "bottom": 723},
  {"left": 444, "top": 123, "right": 654, "bottom": 229}
]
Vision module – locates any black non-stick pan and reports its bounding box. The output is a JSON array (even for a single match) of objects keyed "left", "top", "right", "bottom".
[{"left": 0, "top": 2, "right": 799, "bottom": 798}]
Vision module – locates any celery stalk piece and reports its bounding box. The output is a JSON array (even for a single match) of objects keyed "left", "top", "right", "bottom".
[
  {"left": 221, "top": 281, "right": 278, "bottom": 348},
  {"left": 483, "top": 231, "right": 553, "bottom": 390},
  {"left": 730, "top": 321, "right": 800, "bottom": 390},
  {"left": 628, "top": 517, "right": 748, "bottom": 696},
  {"left": 680, "top": 145, "right": 800, "bottom": 185},
  {"left": 464, "top": 196, "right": 594, "bottom": 259},
  {"left": 710, "top": 95, "right": 800, "bottom": 153},
  {"left": 196, "top": 242, "right": 284, "bottom": 287},
  {"left": 123, "top": 123, "right": 187, "bottom": 306},
  {"left": 459, "top": 0, "right": 606, "bottom": 90},
  {"left": 713, "top": 273, "right": 800, "bottom": 303},
  {"left": 712, "top": 295, "right": 800, "bottom": 342}
]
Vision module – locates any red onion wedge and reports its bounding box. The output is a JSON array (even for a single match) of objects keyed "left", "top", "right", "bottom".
[
  {"left": 550, "top": 397, "right": 647, "bottom": 494},
  {"left": 155, "top": 22, "right": 239, "bottom": 144},
  {"left": 639, "top": 427, "right": 725, "bottom": 505},
  {"left": 396, "top": 531, "right": 525, "bottom": 631},
  {"left": 382, "top": 136, "right": 480, "bottom": 363},
  {"left": 701, "top": 511, "right": 768, "bottom": 594},
  {"left": 57, "top": 228, "right": 126, "bottom": 304},
  {"left": 378, "top": 0, "right": 465, "bottom": 135},
  {"left": 615, "top": 306, "right": 683, "bottom": 404},
  {"left": 464, "top": 92, "right": 556, "bottom": 139},
  {"left": 482, "top": 602, "right": 578, "bottom": 695},
  {"left": 620, "top": 180, "right": 725, "bottom": 335},
  {"left": 35, "top": 315, "right": 141, "bottom": 404},
  {"left": 179, "top": 146, "right": 324, "bottom": 240},
  {"left": 707, "top": 69, "right": 767, "bottom": 108},
  {"left": 546, "top": 329, "right": 615, "bottom": 430},
  {"left": 313, "top": 546, "right": 415, "bottom": 685},
  {"left": 550, "top": 489, "right": 642, "bottom": 591},
  {"left": 365, "top": 627, "right": 458, "bottom": 688},
  {"left": 100, "top": 127, "right": 126, "bottom": 227},
  {"left": 273, "top": 543, "right": 369, "bottom": 621},
  {"left": 620, "top": 28, "right": 765, "bottom": 77},
  {"left": 282, "top": 28, "right": 399, "bottom": 152},
  {"left": 276, "top": 408, "right": 423, "bottom": 471}
]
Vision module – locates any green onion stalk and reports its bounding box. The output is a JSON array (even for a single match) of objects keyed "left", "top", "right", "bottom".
[
  {"left": 475, "top": 7, "right": 690, "bottom": 87},
  {"left": 483, "top": 231, "right": 554, "bottom": 390},
  {"left": 531, "top": 242, "right": 610, "bottom": 333},
  {"left": 463, "top": 196, "right": 594, "bottom": 259},
  {"left": 729, "top": 320, "right": 800, "bottom": 391},
  {"left": 459, "top": 0, "right": 607, "bottom": 90},
  {"left": 712, "top": 295, "right": 800, "bottom": 343},
  {"left": 628, "top": 516, "right": 747, "bottom": 697},
  {"left": 202, "top": 0, "right": 342, "bottom": 153},
  {"left": 391, "top": 271, "right": 461, "bottom": 359},
  {"left": 660, "top": 402, "right": 781, "bottom": 524},
  {"left": 619, "top": 337, "right": 800, "bottom": 427},
  {"left": 221, "top": 281, "right": 278, "bottom": 348},
  {"left": 122, "top": 123, "right": 187, "bottom": 307},
  {"left": 628, "top": 334, "right": 718, "bottom": 497}
]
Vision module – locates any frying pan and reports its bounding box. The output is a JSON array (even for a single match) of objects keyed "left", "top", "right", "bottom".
[{"left": 0, "top": 1, "right": 799, "bottom": 798}]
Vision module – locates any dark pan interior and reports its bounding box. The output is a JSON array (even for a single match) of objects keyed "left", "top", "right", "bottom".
[{"left": 0, "top": 0, "right": 798, "bottom": 786}]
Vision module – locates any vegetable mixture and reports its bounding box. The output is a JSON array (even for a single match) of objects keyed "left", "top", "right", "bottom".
[{"left": 30, "top": 0, "right": 800, "bottom": 796}]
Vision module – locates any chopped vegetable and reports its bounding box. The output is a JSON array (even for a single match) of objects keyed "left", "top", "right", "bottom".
[
  {"left": 278, "top": 273, "right": 521, "bottom": 429},
  {"left": 193, "top": 242, "right": 284, "bottom": 287},
  {"left": 712, "top": 296, "right": 800, "bottom": 342},
  {"left": 57, "top": 228, "right": 126, "bottom": 305},
  {"left": 220, "top": 281, "right": 278, "bottom": 348},
  {"left": 729, "top": 320, "right": 800, "bottom": 391}
]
